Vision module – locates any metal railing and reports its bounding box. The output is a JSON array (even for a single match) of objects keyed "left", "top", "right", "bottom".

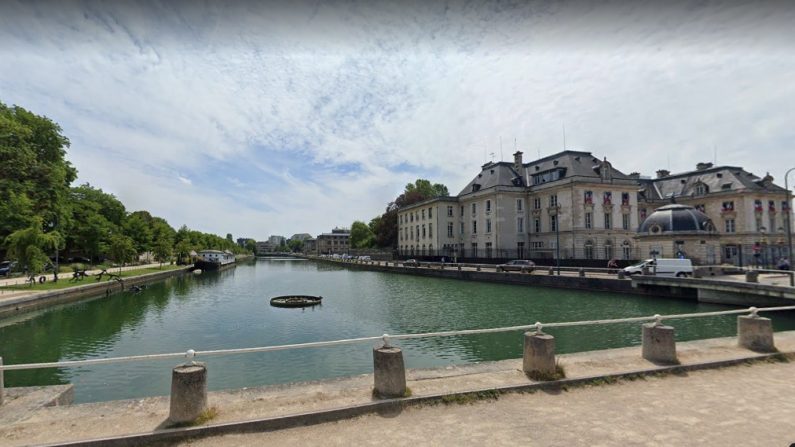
[{"left": 2, "top": 305, "right": 794, "bottom": 372}]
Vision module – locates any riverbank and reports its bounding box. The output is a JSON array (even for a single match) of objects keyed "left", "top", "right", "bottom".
[
  {"left": 2, "top": 331, "right": 794, "bottom": 446},
  {"left": 0, "top": 265, "right": 193, "bottom": 319}
]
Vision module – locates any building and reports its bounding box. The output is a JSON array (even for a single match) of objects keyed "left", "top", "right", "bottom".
[
  {"left": 303, "top": 238, "right": 317, "bottom": 254},
  {"left": 316, "top": 228, "right": 350, "bottom": 255},
  {"left": 398, "top": 151, "right": 641, "bottom": 262},
  {"left": 268, "top": 235, "right": 286, "bottom": 246},
  {"left": 635, "top": 204, "right": 720, "bottom": 264},
  {"left": 255, "top": 241, "right": 274, "bottom": 254},
  {"left": 289, "top": 233, "right": 313, "bottom": 242},
  {"left": 397, "top": 151, "right": 793, "bottom": 265},
  {"left": 236, "top": 237, "right": 251, "bottom": 248}
]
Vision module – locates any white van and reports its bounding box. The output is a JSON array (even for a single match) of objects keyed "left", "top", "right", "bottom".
[{"left": 623, "top": 258, "right": 693, "bottom": 278}]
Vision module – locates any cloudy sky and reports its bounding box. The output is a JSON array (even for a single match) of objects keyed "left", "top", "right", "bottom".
[{"left": 1, "top": 0, "right": 794, "bottom": 240}]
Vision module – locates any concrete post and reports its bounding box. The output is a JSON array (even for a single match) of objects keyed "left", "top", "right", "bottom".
[
  {"left": 169, "top": 363, "right": 208, "bottom": 424},
  {"left": 578, "top": 268, "right": 585, "bottom": 277},
  {"left": 642, "top": 323, "right": 678, "bottom": 364},
  {"left": 745, "top": 271, "right": 759, "bottom": 283},
  {"left": 457, "top": 265, "right": 462, "bottom": 271},
  {"left": 738, "top": 315, "right": 776, "bottom": 352},
  {"left": 0, "top": 356, "right": 4, "bottom": 406},
  {"left": 523, "top": 332, "right": 556, "bottom": 378},
  {"left": 373, "top": 345, "right": 406, "bottom": 398},
  {"left": 476, "top": 266, "right": 481, "bottom": 271},
  {"left": 548, "top": 267, "right": 554, "bottom": 275},
  {"left": 642, "top": 266, "right": 650, "bottom": 275},
  {"left": 617, "top": 271, "right": 625, "bottom": 279}
]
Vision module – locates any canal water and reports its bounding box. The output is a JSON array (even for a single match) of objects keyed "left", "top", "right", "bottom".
[{"left": 2, "top": 258, "right": 795, "bottom": 403}]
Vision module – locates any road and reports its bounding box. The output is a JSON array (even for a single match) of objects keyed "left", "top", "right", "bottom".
[
  {"left": 179, "top": 359, "right": 795, "bottom": 447},
  {"left": 0, "top": 263, "right": 164, "bottom": 288}
]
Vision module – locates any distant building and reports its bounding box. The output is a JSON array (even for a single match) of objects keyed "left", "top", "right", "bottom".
[
  {"left": 236, "top": 237, "right": 251, "bottom": 248},
  {"left": 255, "top": 241, "right": 274, "bottom": 254},
  {"left": 316, "top": 228, "right": 350, "bottom": 254},
  {"left": 268, "top": 235, "right": 286, "bottom": 246},
  {"left": 304, "top": 238, "right": 317, "bottom": 254},
  {"left": 289, "top": 233, "right": 313, "bottom": 242}
]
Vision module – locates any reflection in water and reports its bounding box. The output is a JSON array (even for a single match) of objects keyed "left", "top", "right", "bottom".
[{"left": 1, "top": 258, "right": 794, "bottom": 403}]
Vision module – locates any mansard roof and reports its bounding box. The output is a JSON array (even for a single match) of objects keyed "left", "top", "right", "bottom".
[
  {"left": 523, "top": 150, "right": 634, "bottom": 182},
  {"left": 457, "top": 161, "right": 525, "bottom": 196},
  {"left": 642, "top": 165, "right": 787, "bottom": 201}
]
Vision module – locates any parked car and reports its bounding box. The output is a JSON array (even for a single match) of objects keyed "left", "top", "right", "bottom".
[
  {"left": 0, "top": 261, "right": 17, "bottom": 277},
  {"left": 623, "top": 258, "right": 693, "bottom": 278},
  {"left": 497, "top": 260, "right": 535, "bottom": 272},
  {"left": 357, "top": 256, "right": 372, "bottom": 261},
  {"left": 403, "top": 259, "right": 419, "bottom": 267}
]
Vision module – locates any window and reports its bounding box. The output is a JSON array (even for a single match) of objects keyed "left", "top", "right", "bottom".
[
  {"left": 472, "top": 220, "right": 477, "bottom": 233},
  {"left": 532, "top": 168, "right": 565, "bottom": 185},
  {"left": 460, "top": 206, "right": 464, "bottom": 217},
  {"left": 756, "top": 217, "right": 763, "bottom": 232},
  {"left": 472, "top": 203, "right": 477, "bottom": 215},
  {"left": 421, "top": 209, "right": 425, "bottom": 220},
  {"left": 422, "top": 225, "right": 426, "bottom": 238},
  {"left": 471, "top": 243, "right": 478, "bottom": 255},
  {"left": 428, "top": 207, "right": 432, "bottom": 219},
  {"left": 485, "top": 242, "right": 493, "bottom": 258},
  {"left": 550, "top": 195, "right": 558, "bottom": 207},
  {"left": 410, "top": 213, "right": 413, "bottom": 223},
  {"left": 486, "top": 200, "right": 491, "bottom": 213},
  {"left": 517, "top": 242, "right": 525, "bottom": 259},
  {"left": 447, "top": 222, "right": 453, "bottom": 238},
  {"left": 447, "top": 206, "right": 453, "bottom": 217},
  {"left": 604, "top": 212, "right": 612, "bottom": 229},
  {"left": 584, "top": 190, "right": 593, "bottom": 204},
  {"left": 534, "top": 218, "right": 541, "bottom": 233},
  {"left": 517, "top": 217, "right": 524, "bottom": 233},
  {"left": 604, "top": 240, "right": 613, "bottom": 259},
  {"left": 460, "top": 221, "right": 464, "bottom": 235},
  {"left": 531, "top": 241, "right": 544, "bottom": 249},
  {"left": 533, "top": 197, "right": 542, "bottom": 209},
  {"left": 415, "top": 225, "right": 419, "bottom": 239},
  {"left": 725, "top": 219, "right": 736, "bottom": 233},
  {"left": 550, "top": 215, "right": 557, "bottom": 232},
  {"left": 428, "top": 223, "right": 433, "bottom": 238},
  {"left": 516, "top": 199, "right": 523, "bottom": 211},
  {"left": 486, "top": 219, "right": 492, "bottom": 233},
  {"left": 585, "top": 240, "right": 594, "bottom": 259},
  {"left": 622, "top": 214, "right": 630, "bottom": 230},
  {"left": 722, "top": 201, "right": 734, "bottom": 211},
  {"left": 694, "top": 183, "right": 708, "bottom": 196},
  {"left": 621, "top": 192, "right": 630, "bottom": 205},
  {"left": 603, "top": 192, "right": 612, "bottom": 205},
  {"left": 622, "top": 241, "right": 632, "bottom": 260},
  {"left": 585, "top": 212, "right": 592, "bottom": 229}
]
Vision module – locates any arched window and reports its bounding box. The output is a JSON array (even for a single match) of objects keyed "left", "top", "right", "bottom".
[
  {"left": 604, "top": 239, "right": 613, "bottom": 260},
  {"left": 584, "top": 240, "right": 594, "bottom": 260},
  {"left": 694, "top": 182, "right": 708, "bottom": 196},
  {"left": 622, "top": 240, "right": 632, "bottom": 260}
]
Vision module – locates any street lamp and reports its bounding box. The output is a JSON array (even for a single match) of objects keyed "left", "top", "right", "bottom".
[
  {"left": 555, "top": 206, "right": 561, "bottom": 275},
  {"left": 786, "top": 167, "right": 795, "bottom": 270}
]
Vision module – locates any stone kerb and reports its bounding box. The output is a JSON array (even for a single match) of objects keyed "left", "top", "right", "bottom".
[
  {"left": 0, "top": 356, "right": 4, "bottom": 406},
  {"left": 737, "top": 314, "right": 776, "bottom": 352},
  {"left": 169, "top": 362, "right": 208, "bottom": 424},
  {"left": 642, "top": 321, "right": 678, "bottom": 364},
  {"left": 745, "top": 271, "right": 759, "bottom": 283}
]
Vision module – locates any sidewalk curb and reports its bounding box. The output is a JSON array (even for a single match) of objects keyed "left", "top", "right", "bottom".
[{"left": 33, "top": 350, "right": 792, "bottom": 447}]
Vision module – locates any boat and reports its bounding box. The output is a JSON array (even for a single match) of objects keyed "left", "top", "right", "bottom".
[
  {"left": 270, "top": 295, "right": 323, "bottom": 308},
  {"left": 194, "top": 250, "right": 236, "bottom": 272}
]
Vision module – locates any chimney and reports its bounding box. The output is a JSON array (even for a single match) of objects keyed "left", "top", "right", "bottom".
[
  {"left": 628, "top": 172, "right": 641, "bottom": 179},
  {"left": 696, "top": 162, "right": 713, "bottom": 171},
  {"left": 656, "top": 169, "right": 670, "bottom": 178},
  {"left": 513, "top": 151, "right": 523, "bottom": 171}
]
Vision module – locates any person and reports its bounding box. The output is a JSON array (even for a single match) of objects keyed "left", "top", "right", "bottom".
[
  {"left": 778, "top": 257, "right": 791, "bottom": 271},
  {"left": 606, "top": 258, "right": 619, "bottom": 273}
]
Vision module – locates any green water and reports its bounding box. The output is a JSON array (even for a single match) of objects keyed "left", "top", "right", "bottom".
[{"left": 2, "top": 258, "right": 793, "bottom": 403}]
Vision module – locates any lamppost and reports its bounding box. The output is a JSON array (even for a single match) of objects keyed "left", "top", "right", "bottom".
[
  {"left": 760, "top": 227, "right": 768, "bottom": 269},
  {"left": 555, "top": 206, "right": 561, "bottom": 275},
  {"left": 786, "top": 167, "right": 795, "bottom": 270},
  {"left": 48, "top": 217, "right": 60, "bottom": 282}
]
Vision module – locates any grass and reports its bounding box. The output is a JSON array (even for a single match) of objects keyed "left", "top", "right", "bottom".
[
  {"left": 524, "top": 359, "right": 566, "bottom": 382},
  {"left": 372, "top": 386, "right": 413, "bottom": 399},
  {"left": 1, "top": 264, "right": 185, "bottom": 292},
  {"left": 167, "top": 407, "right": 219, "bottom": 428}
]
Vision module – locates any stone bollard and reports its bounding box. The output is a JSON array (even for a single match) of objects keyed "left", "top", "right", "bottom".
[
  {"left": 0, "top": 356, "right": 4, "bottom": 406},
  {"left": 642, "top": 266, "right": 650, "bottom": 275},
  {"left": 548, "top": 267, "right": 554, "bottom": 276},
  {"left": 738, "top": 314, "right": 775, "bottom": 352},
  {"left": 169, "top": 363, "right": 208, "bottom": 425},
  {"left": 578, "top": 268, "right": 585, "bottom": 277},
  {"left": 457, "top": 265, "right": 462, "bottom": 271},
  {"left": 373, "top": 344, "right": 406, "bottom": 398},
  {"left": 693, "top": 269, "right": 703, "bottom": 279},
  {"left": 745, "top": 271, "right": 759, "bottom": 283},
  {"left": 521, "top": 267, "right": 528, "bottom": 274},
  {"left": 440, "top": 263, "right": 445, "bottom": 270},
  {"left": 642, "top": 322, "right": 678, "bottom": 364},
  {"left": 476, "top": 266, "right": 481, "bottom": 271},
  {"left": 617, "top": 271, "right": 625, "bottom": 279},
  {"left": 523, "top": 331, "right": 556, "bottom": 379}
]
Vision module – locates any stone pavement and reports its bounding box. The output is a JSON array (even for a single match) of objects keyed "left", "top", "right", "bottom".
[
  {"left": 179, "top": 359, "right": 795, "bottom": 447},
  {"left": 3, "top": 331, "right": 795, "bottom": 446}
]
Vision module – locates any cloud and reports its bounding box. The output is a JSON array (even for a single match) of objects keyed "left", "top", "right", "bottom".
[{"left": 1, "top": 0, "right": 794, "bottom": 240}]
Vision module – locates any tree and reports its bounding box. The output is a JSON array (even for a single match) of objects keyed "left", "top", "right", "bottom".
[
  {"left": 226, "top": 233, "right": 233, "bottom": 243},
  {"left": 4, "top": 218, "right": 61, "bottom": 277},
  {"left": 153, "top": 237, "right": 172, "bottom": 268},
  {"left": 123, "top": 212, "right": 153, "bottom": 257},
  {"left": 0, "top": 102, "right": 77, "bottom": 248},
  {"left": 108, "top": 234, "right": 136, "bottom": 273},
  {"left": 244, "top": 239, "right": 256, "bottom": 253},
  {"left": 287, "top": 239, "right": 304, "bottom": 252},
  {"left": 350, "top": 220, "right": 375, "bottom": 249}
]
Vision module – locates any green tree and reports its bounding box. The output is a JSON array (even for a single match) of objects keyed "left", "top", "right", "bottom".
[
  {"left": 108, "top": 234, "right": 136, "bottom": 272},
  {"left": 244, "top": 239, "right": 256, "bottom": 253},
  {"left": 350, "top": 220, "right": 375, "bottom": 249},
  {"left": 0, "top": 102, "right": 77, "bottom": 248},
  {"left": 287, "top": 239, "right": 304, "bottom": 252},
  {"left": 123, "top": 212, "right": 153, "bottom": 256},
  {"left": 370, "top": 178, "right": 449, "bottom": 249},
  {"left": 226, "top": 233, "right": 233, "bottom": 243},
  {"left": 4, "top": 218, "right": 61, "bottom": 277}
]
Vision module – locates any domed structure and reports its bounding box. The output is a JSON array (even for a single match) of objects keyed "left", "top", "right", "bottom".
[
  {"left": 638, "top": 204, "right": 716, "bottom": 234},
  {"left": 634, "top": 204, "right": 720, "bottom": 264}
]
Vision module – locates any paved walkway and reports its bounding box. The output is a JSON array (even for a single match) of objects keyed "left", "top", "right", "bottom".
[
  {"left": 180, "top": 359, "right": 795, "bottom": 447},
  {"left": 3, "top": 332, "right": 795, "bottom": 446}
]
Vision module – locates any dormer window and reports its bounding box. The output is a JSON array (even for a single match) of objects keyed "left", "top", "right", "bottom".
[
  {"left": 472, "top": 183, "right": 481, "bottom": 192},
  {"left": 694, "top": 183, "right": 708, "bottom": 196}
]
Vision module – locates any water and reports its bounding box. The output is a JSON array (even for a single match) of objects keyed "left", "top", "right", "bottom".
[{"left": 2, "top": 258, "right": 794, "bottom": 403}]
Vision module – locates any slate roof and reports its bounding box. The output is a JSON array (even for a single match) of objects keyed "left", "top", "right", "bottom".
[
  {"left": 457, "top": 162, "right": 525, "bottom": 197},
  {"left": 523, "top": 150, "right": 634, "bottom": 182},
  {"left": 643, "top": 165, "right": 787, "bottom": 201}
]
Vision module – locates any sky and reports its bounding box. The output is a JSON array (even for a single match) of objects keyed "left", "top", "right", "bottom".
[{"left": 1, "top": 0, "right": 794, "bottom": 241}]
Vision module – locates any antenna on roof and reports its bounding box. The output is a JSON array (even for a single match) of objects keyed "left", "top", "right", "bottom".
[
  {"left": 500, "top": 136, "right": 504, "bottom": 161},
  {"left": 562, "top": 122, "right": 567, "bottom": 150}
]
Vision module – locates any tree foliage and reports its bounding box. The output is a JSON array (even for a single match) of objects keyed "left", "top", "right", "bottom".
[
  {"left": 350, "top": 221, "right": 375, "bottom": 249},
  {"left": 4, "top": 218, "right": 61, "bottom": 275},
  {"left": 367, "top": 178, "right": 449, "bottom": 249}
]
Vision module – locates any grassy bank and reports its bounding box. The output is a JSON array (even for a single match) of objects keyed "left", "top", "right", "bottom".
[{"left": 1, "top": 265, "right": 186, "bottom": 292}]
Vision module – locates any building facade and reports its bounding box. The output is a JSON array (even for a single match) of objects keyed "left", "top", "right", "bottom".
[
  {"left": 316, "top": 228, "right": 351, "bottom": 255},
  {"left": 397, "top": 151, "right": 793, "bottom": 265}
]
